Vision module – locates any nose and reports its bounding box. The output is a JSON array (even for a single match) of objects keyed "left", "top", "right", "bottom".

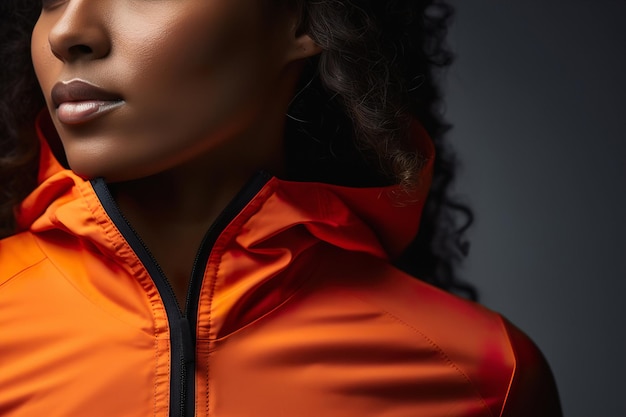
[{"left": 48, "top": 1, "right": 111, "bottom": 62}]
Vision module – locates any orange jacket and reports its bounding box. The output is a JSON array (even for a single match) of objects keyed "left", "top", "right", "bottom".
[{"left": 0, "top": 117, "right": 561, "bottom": 417}]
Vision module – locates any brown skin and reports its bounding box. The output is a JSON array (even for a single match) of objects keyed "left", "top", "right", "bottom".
[{"left": 32, "top": 0, "right": 321, "bottom": 306}]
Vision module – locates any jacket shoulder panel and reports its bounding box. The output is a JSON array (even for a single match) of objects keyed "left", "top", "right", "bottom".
[
  {"left": 318, "top": 249, "right": 519, "bottom": 416},
  {"left": 0, "top": 232, "right": 47, "bottom": 286}
]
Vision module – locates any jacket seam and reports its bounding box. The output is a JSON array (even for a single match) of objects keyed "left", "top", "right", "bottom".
[
  {"left": 154, "top": 331, "right": 159, "bottom": 417},
  {"left": 348, "top": 290, "right": 495, "bottom": 417},
  {"left": 497, "top": 315, "right": 518, "bottom": 417},
  {"left": 205, "top": 247, "right": 223, "bottom": 417},
  {"left": 205, "top": 223, "right": 224, "bottom": 417},
  {"left": 0, "top": 257, "right": 47, "bottom": 289}
]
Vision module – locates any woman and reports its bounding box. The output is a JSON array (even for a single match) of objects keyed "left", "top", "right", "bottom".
[{"left": 0, "top": 0, "right": 561, "bottom": 416}]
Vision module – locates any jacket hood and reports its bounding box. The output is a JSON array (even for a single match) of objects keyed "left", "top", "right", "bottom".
[{"left": 16, "top": 110, "right": 434, "bottom": 261}]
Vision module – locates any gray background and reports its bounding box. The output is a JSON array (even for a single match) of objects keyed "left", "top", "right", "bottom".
[{"left": 446, "top": 1, "right": 625, "bottom": 416}]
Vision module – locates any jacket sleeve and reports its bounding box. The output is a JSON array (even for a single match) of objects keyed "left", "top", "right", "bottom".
[{"left": 499, "top": 318, "right": 563, "bottom": 417}]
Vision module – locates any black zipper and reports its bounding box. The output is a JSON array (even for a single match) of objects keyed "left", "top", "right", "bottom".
[{"left": 92, "top": 172, "right": 271, "bottom": 417}]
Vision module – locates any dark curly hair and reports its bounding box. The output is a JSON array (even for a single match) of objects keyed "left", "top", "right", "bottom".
[
  {"left": 0, "top": 0, "right": 475, "bottom": 299},
  {"left": 0, "top": 1, "right": 44, "bottom": 239}
]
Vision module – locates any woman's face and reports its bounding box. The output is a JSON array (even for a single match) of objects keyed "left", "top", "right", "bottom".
[{"left": 32, "top": 0, "right": 314, "bottom": 181}]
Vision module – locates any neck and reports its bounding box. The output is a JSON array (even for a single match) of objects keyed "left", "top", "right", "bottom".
[
  {"left": 108, "top": 105, "right": 287, "bottom": 307},
  {"left": 110, "top": 144, "right": 281, "bottom": 230}
]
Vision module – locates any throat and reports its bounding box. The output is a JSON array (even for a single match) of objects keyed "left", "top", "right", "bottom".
[
  {"left": 142, "top": 224, "right": 211, "bottom": 309},
  {"left": 167, "top": 274, "right": 192, "bottom": 310}
]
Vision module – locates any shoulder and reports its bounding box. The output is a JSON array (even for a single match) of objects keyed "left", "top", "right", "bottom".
[
  {"left": 498, "top": 318, "right": 563, "bottom": 417},
  {"left": 0, "top": 232, "right": 47, "bottom": 286},
  {"left": 319, "top": 249, "right": 511, "bottom": 350},
  {"left": 314, "top": 249, "right": 562, "bottom": 416}
]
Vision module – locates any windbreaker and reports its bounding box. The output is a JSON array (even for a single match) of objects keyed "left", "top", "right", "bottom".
[{"left": 0, "top": 115, "right": 562, "bottom": 417}]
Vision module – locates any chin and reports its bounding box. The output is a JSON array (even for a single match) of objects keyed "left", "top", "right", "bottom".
[
  {"left": 65, "top": 160, "right": 99, "bottom": 180},
  {"left": 67, "top": 157, "right": 171, "bottom": 184},
  {"left": 67, "top": 159, "right": 126, "bottom": 183}
]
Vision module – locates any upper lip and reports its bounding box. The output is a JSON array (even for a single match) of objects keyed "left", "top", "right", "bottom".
[{"left": 51, "top": 80, "right": 123, "bottom": 108}]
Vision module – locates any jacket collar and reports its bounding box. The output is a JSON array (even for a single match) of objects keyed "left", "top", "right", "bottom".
[{"left": 17, "top": 110, "right": 434, "bottom": 261}]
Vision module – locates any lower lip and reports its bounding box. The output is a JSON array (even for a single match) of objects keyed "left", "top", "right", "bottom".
[{"left": 56, "top": 100, "right": 125, "bottom": 125}]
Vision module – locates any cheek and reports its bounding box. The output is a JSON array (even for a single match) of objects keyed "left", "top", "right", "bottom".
[
  {"left": 31, "top": 20, "right": 59, "bottom": 104},
  {"left": 122, "top": 19, "right": 270, "bottom": 134}
]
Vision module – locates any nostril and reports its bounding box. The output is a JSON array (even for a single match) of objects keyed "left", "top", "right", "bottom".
[{"left": 68, "top": 44, "right": 93, "bottom": 56}]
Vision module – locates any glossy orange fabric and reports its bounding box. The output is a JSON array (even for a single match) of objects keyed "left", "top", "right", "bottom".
[{"left": 0, "top": 116, "right": 561, "bottom": 416}]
